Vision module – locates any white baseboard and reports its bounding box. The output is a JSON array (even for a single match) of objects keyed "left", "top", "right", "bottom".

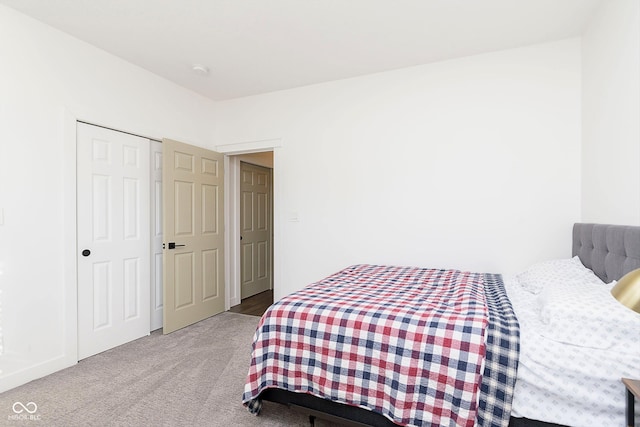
[{"left": 0, "top": 354, "right": 76, "bottom": 394}]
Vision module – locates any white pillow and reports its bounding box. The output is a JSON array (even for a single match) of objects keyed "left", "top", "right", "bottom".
[
  {"left": 537, "top": 281, "right": 640, "bottom": 349},
  {"left": 515, "top": 256, "right": 602, "bottom": 294}
]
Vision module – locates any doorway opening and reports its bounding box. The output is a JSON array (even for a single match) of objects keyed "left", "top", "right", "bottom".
[{"left": 227, "top": 151, "right": 274, "bottom": 314}]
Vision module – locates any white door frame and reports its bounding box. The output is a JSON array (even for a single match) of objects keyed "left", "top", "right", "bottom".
[
  {"left": 216, "top": 139, "right": 282, "bottom": 309},
  {"left": 61, "top": 111, "right": 80, "bottom": 371}
]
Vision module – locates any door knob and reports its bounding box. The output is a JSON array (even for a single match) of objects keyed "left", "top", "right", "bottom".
[
  {"left": 82, "top": 249, "right": 91, "bottom": 257},
  {"left": 167, "top": 242, "right": 186, "bottom": 250}
]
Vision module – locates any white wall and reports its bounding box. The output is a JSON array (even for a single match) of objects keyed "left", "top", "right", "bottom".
[
  {"left": 0, "top": 5, "right": 217, "bottom": 392},
  {"left": 581, "top": 0, "right": 640, "bottom": 225},
  {"left": 0, "top": 4, "right": 594, "bottom": 394},
  {"left": 215, "top": 39, "right": 583, "bottom": 301}
]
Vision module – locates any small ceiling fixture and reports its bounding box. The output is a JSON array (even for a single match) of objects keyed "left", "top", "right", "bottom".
[{"left": 191, "top": 64, "right": 210, "bottom": 76}]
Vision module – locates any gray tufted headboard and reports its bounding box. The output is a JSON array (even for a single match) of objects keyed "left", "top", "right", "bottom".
[{"left": 572, "top": 223, "right": 640, "bottom": 283}]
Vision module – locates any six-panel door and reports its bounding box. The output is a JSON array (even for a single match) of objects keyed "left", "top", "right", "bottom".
[
  {"left": 240, "top": 162, "right": 271, "bottom": 299},
  {"left": 77, "top": 123, "right": 151, "bottom": 359},
  {"left": 162, "top": 139, "right": 225, "bottom": 334}
]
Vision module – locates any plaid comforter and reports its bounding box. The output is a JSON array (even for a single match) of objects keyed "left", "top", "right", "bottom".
[{"left": 243, "top": 264, "right": 519, "bottom": 427}]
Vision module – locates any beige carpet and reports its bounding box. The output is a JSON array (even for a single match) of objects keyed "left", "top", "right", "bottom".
[{"left": 0, "top": 312, "right": 340, "bottom": 427}]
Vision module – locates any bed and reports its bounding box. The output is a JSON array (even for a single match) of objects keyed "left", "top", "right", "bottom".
[{"left": 243, "top": 223, "right": 640, "bottom": 427}]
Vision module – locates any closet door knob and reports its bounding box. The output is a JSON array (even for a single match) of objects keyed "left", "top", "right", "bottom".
[{"left": 82, "top": 249, "right": 91, "bottom": 257}]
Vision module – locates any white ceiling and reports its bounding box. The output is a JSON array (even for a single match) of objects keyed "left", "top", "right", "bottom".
[{"left": 1, "top": 0, "right": 602, "bottom": 101}]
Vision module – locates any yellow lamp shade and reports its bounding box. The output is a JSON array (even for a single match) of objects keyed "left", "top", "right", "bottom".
[{"left": 611, "top": 268, "right": 640, "bottom": 314}]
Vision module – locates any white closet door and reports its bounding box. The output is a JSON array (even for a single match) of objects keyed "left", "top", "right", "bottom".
[{"left": 77, "top": 123, "right": 150, "bottom": 359}]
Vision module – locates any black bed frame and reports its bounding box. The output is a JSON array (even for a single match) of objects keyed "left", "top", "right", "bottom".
[
  {"left": 257, "top": 223, "right": 640, "bottom": 426},
  {"left": 260, "top": 374, "right": 567, "bottom": 427}
]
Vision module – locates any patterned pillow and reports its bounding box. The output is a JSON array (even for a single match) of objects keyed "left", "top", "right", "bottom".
[
  {"left": 536, "top": 280, "right": 640, "bottom": 349},
  {"left": 515, "top": 256, "right": 602, "bottom": 294}
]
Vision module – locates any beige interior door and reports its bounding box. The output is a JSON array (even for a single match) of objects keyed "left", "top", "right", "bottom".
[
  {"left": 162, "top": 139, "right": 225, "bottom": 334},
  {"left": 77, "top": 122, "right": 150, "bottom": 359},
  {"left": 240, "top": 162, "right": 272, "bottom": 299}
]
